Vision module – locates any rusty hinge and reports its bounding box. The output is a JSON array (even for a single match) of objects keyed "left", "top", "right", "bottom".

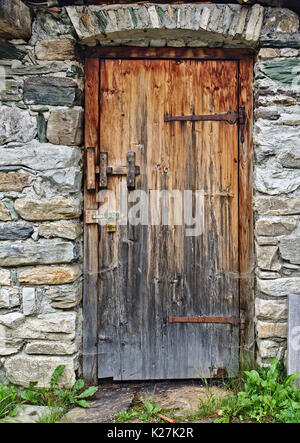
[
  {"left": 164, "top": 107, "right": 246, "bottom": 143},
  {"left": 169, "top": 315, "right": 241, "bottom": 326}
]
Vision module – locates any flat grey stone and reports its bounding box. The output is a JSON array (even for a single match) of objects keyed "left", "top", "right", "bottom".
[
  {"left": 24, "top": 77, "right": 78, "bottom": 107},
  {"left": 4, "top": 405, "right": 50, "bottom": 423},
  {"left": 0, "top": 223, "right": 33, "bottom": 241}
]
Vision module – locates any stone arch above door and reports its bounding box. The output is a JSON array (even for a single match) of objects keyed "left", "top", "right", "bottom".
[{"left": 65, "top": 3, "right": 299, "bottom": 48}]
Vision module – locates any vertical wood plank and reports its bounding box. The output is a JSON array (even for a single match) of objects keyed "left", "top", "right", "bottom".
[
  {"left": 288, "top": 294, "right": 300, "bottom": 387},
  {"left": 86, "top": 147, "right": 96, "bottom": 191},
  {"left": 238, "top": 57, "right": 254, "bottom": 366},
  {"left": 83, "top": 57, "right": 99, "bottom": 384}
]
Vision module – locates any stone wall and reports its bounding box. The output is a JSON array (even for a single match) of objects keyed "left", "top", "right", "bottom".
[
  {"left": 254, "top": 47, "right": 300, "bottom": 366},
  {"left": 0, "top": 14, "right": 84, "bottom": 386},
  {"left": 0, "top": 3, "right": 299, "bottom": 385}
]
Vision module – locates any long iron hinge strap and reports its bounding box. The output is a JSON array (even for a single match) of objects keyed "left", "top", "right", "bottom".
[
  {"left": 164, "top": 109, "right": 239, "bottom": 124},
  {"left": 169, "top": 316, "right": 241, "bottom": 326}
]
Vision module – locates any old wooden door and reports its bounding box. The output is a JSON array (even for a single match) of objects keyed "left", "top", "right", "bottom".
[{"left": 84, "top": 50, "right": 253, "bottom": 382}]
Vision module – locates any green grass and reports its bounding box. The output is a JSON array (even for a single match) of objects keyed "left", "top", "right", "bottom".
[
  {"left": 0, "top": 365, "right": 98, "bottom": 423},
  {"left": 1, "top": 359, "right": 299, "bottom": 423},
  {"left": 36, "top": 407, "right": 65, "bottom": 424},
  {"left": 0, "top": 384, "right": 21, "bottom": 420},
  {"left": 208, "top": 359, "right": 300, "bottom": 423},
  {"left": 116, "top": 359, "right": 300, "bottom": 424},
  {"left": 115, "top": 397, "right": 177, "bottom": 423}
]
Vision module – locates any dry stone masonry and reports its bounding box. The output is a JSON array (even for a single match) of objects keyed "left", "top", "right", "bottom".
[
  {"left": 254, "top": 44, "right": 300, "bottom": 365},
  {"left": 0, "top": 2, "right": 299, "bottom": 385}
]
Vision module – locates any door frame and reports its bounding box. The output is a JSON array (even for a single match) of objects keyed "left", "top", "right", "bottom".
[{"left": 83, "top": 48, "right": 254, "bottom": 384}]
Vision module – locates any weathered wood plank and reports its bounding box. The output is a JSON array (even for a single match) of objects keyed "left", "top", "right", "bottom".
[
  {"left": 0, "top": 0, "right": 31, "bottom": 40},
  {"left": 239, "top": 57, "right": 254, "bottom": 366},
  {"left": 288, "top": 294, "right": 300, "bottom": 388},
  {"left": 83, "top": 57, "right": 99, "bottom": 384},
  {"left": 86, "top": 147, "right": 96, "bottom": 191}
]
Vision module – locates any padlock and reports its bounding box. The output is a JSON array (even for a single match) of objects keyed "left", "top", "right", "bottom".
[{"left": 106, "top": 223, "right": 117, "bottom": 233}]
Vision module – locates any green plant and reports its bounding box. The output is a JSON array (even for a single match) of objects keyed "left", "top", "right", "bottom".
[
  {"left": 116, "top": 399, "right": 163, "bottom": 423},
  {"left": 53, "top": 378, "right": 98, "bottom": 409},
  {"left": 215, "top": 359, "right": 300, "bottom": 423},
  {"left": 21, "top": 365, "right": 98, "bottom": 416},
  {"left": 139, "top": 400, "right": 162, "bottom": 420},
  {"left": 36, "top": 407, "right": 65, "bottom": 424},
  {"left": 198, "top": 379, "right": 221, "bottom": 418},
  {"left": 0, "top": 384, "right": 20, "bottom": 419},
  {"left": 116, "top": 409, "right": 140, "bottom": 422},
  {"left": 276, "top": 407, "right": 300, "bottom": 423}
]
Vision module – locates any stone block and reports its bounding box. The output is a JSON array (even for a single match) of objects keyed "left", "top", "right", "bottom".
[
  {"left": 35, "top": 39, "right": 76, "bottom": 61},
  {"left": 0, "top": 239, "right": 75, "bottom": 267},
  {"left": 0, "top": 223, "right": 33, "bottom": 241},
  {"left": 255, "top": 298, "right": 287, "bottom": 321},
  {"left": 0, "top": 312, "right": 25, "bottom": 329},
  {"left": 46, "top": 108, "right": 83, "bottom": 146},
  {"left": 22, "top": 287, "right": 36, "bottom": 316},
  {"left": 42, "top": 167, "right": 82, "bottom": 193},
  {"left": 261, "top": 59, "right": 300, "bottom": 86},
  {"left": 258, "top": 48, "right": 280, "bottom": 59},
  {"left": 257, "top": 339, "right": 286, "bottom": 359},
  {"left": 39, "top": 222, "right": 82, "bottom": 241},
  {"left": 0, "top": 202, "right": 11, "bottom": 221},
  {"left": 0, "top": 287, "right": 19, "bottom": 309},
  {"left": 0, "top": 141, "right": 82, "bottom": 171},
  {"left": 25, "top": 341, "right": 78, "bottom": 356},
  {"left": 0, "top": 268, "right": 10, "bottom": 286},
  {"left": 256, "top": 245, "right": 280, "bottom": 271},
  {"left": 44, "top": 282, "right": 82, "bottom": 309},
  {"left": 257, "top": 277, "right": 300, "bottom": 297},
  {"left": 14, "top": 198, "right": 81, "bottom": 221},
  {"left": 279, "top": 238, "right": 300, "bottom": 264},
  {"left": 24, "top": 77, "right": 78, "bottom": 107},
  {"left": 256, "top": 320, "right": 287, "bottom": 339},
  {"left": 0, "top": 0, "right": 31, "bottom": 40},
  {"left": 254, "top": 197, "right": 300, "bottom": 216},
  {"left": 262, "top": 7, "right": 299, "bottom": 35},
  {"left": 0, "top": 107, "right": 36, "bottom": 146},
  {"left": 14, "top": 312, "right": 76, "bottom": 341},
  {"left": 256, "top": 269, "right": 281, "bottom": 279},
  {"left": 0, "top": 172, "right": 30, "bottom": 192},
  {"left": 18, "top": 265, "right": 81, "bottom": 285},
  {"left": 30, "top": 8, "right": 75, "bottom": 46},
  {"left": 0, "top": 79, "right": 22, "bottom": 102},
  {"left": 245, "top": 4, "right": 264, "bottom": 44},
  {"left": 256, "top": 218, "right": 297, "bottom": 236},
  {"left": 278, "top": 148, "right": 300, "bottom": 169},
  {"left": 4, "top": 355, "right": 77, "bottom": 387},
  {"left": 0, "top": 325, "right": 23, "bottom": 356}
]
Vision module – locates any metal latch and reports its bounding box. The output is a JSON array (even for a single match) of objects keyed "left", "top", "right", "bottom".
[
  {"left": 86, "top": 149, "right": 140, "bottom": 192},
  {"left": 99, "top": 151, "right": 140, "bottom": 190},
  {"left": 85, "top": 210, "right": 119, "bottom": 226}
]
